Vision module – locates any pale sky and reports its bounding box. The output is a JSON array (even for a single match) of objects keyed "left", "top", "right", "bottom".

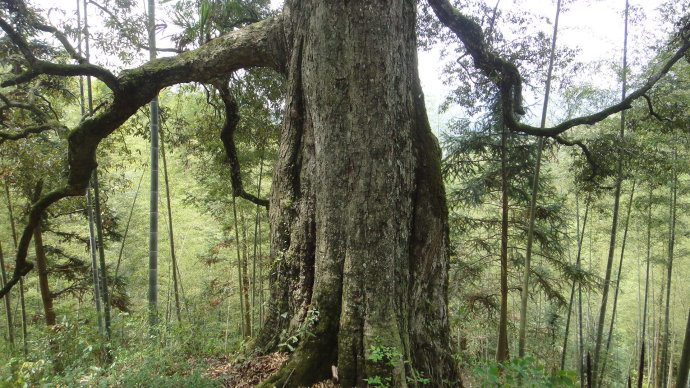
[
  {"left": 417, "top": 0, "right": 672, "bottom": 131},
  {"left": 27, "top": 0, "right": 674, "bottom": 132}
]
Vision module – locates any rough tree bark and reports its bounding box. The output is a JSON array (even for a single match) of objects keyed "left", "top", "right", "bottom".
[{"left": 255, "top": 2, "right": 457, "bottom": 386}]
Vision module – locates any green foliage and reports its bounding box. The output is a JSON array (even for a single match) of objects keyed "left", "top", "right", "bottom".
[
  {"left": 0, "top": 314, "right": 223, "bottom": 387},
  {"left": 470, "top": 357, "right": 577, "bottom": 388},
  {"left": 367, "top": 343, "right": 402, "bottom": 367},
  {"left": 363, "top": 342, "right": 431, "bottom": 387},
  {"left": 278, "top": 308, "right": 319, "bottom": 352},
  {"left": 363, "top": 374, "right": 392, "bottom": 388}
]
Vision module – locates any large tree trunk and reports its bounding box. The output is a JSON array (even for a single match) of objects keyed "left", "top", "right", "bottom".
[{"left": 256, "top": 1, "right": 458, "bottom": 386}]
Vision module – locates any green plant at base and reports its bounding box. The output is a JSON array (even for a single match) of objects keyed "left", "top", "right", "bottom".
[
  {"left": 368, "top": 343, "right": 402, "bottom": 367},
  {"left": 278, "top": 308, "right": 319, "bottom": 352},
  {"left": 471, "top": 357, "right": 577, "bottom": 387},
  {"left": 363, "top": 341, "right": 431, "bottom": 387}
]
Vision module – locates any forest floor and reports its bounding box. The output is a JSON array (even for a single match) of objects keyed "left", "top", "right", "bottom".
[
  {"left": 204, "top": 352, "right": 287, "bottom": 387},
  {"left": 204, "top": 352, "right": 338, "bottom": 387}
]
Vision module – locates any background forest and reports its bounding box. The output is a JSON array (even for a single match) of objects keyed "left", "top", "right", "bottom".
[{"left": 1, "top": 0, "right": 690, "bottom": 387}]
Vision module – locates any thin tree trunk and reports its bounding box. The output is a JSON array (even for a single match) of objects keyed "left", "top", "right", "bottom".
[
  {"left": 654, "top": 270, "right": 664, "bottom": 387},
  {"left": 32, "top": 183, "right": 56, "bottom": 327},
  {"left": 5, "top": 182, "right": 27, "bottom": 356},
  {"left": 252, "top": 152, "right": 264, "bottom": 332},
  {"left": 258, "top": 212, "right": 264, "bottom": 327},
  {"left": 164, "top": 263, "right": 172, "bottom": 325},
  {"left": 638, "top": 187, "right": 654, "bottom": 388},
  {"left": 668, "top": 335, "right": 676, "bottom": 388},
  {"left": 563, "top": 270, "right": 577, "bottom": 369},
  {"left": 240, "top": 209, "right": 252, "bottom": 337},
  {"left": 0, "top": 239, "right": 15, "bottom": 348},
  {"left": 34, "top": 224, "right": 56, "bottom": 326},
  {"left": 660, "top": 156, "right": 678, "bottom": 388},
  {"left": 591, "top": 119, "right": 623, "bottom": 387},
  {"left": 224, "top": 284, "right": 232, "bottom": 351},
  {"left": 82, "top": 0, "right": 111, "bottom": 346},
  {"left": 147, "top": 0, "right": 160, "bottom": 331},
  {"left": 563, "top": 197, "right": 590, "bottom": 373},
  {"left": 232, "top": 195, "right": 246, "bottom": 337},
  {"left": 496, "top": 125, "right": 510, "bottom": 362},
  {"left": 588, "top": 351, "right": 594, "bottom": 388},
  {"left": 601, "top": 180, "right": 637, "bottom": 381},
  {"left": 519, "top": 0, "right": 561, "bottom": 358},
  {"left": 161, "top": 136, "right": 182, "bottom": 323},
  {"left": 578, "top": 198, "right": 590, "bottom": 387},
  {"left": 86, "top": 183, "right": 104, "bottom": 336},
  {"left": 91, "top": 171, "right": 112, "bottom": 343},
  {"left": 675, "top": 308, "right": 690, "bottom": 388},
  {"left": 592, "top": 3, "right": 629, "bottom": 385},
  {"left": 115, "top": 170, "right": 145, "bottom": 277}
]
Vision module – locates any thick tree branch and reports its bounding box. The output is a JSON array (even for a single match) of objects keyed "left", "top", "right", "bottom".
[
  {"left": 215, "top": 80, "right": 270, "bottom": 209},
  {"left": 117, "top": 16, "right": 286, "bottom": 94},
  {"left": 0, "top": 15, "right": 284, "bottom": 298},
  {"left": 427, "top": 0, "right": 690, "bottom": 136}
]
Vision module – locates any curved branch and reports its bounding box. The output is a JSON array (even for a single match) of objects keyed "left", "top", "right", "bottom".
[
  {"left": 1, "top": 60, "right": 121, "bottom": 91},
  {"left": 427, "top": 0, "right": 690, "bottom": 136},
  {"left": 117, "top": 16, "right": 287, "bottom": 93},
  {"left": 551, "top": 135, "right": 597, "bottom": 181},
  {"left": 32, "top": 22, "right": 84, "bottom": 63},
  {"left": 0, "top": 15, "right": 119, "bottom": 89},
  {"left": 0, "top": 15, "right": 285, "bottom": 297},
  {"left": 0, "top": 187, "right": 71, "bottom": 298},
  {"left": 215, "top": 80, "right": 270, "bottom": 209},
  {"left": 641, "top": 94, "right": 669, "bottom": 122},
  {"left": 0, "top": 122, "right": 66, "bottom": 144}
]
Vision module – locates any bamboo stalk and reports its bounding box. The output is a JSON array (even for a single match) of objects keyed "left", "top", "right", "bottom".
[
  {"left": 232, "top": 195, "right": 246, "bottom": 337},
  {"left": 86, "top": 184, "right": 104, "bottom": 337},
  {"left": 0, "top": 239, "right": 15, "bottom": 349},
  {"left": 115, "top": 170, "right": 145, "bottom": 278},
  {"left": 161, "top": 136, "right": 182, "bottom": 323},
  {"left": 592, "top": 3, "right": 629, "bottom": 385},
  {"left": 147, "top": 0, "right": 160, "bottom": 332},
  {"left": 519, "top": 0, "right": 561, "bottom": 357},
  {"left": 5, "top": 182, "right": 27, "bottom": 356},
  {"left": 600, "top": 180, "right": 636, "bottom": 381}
]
